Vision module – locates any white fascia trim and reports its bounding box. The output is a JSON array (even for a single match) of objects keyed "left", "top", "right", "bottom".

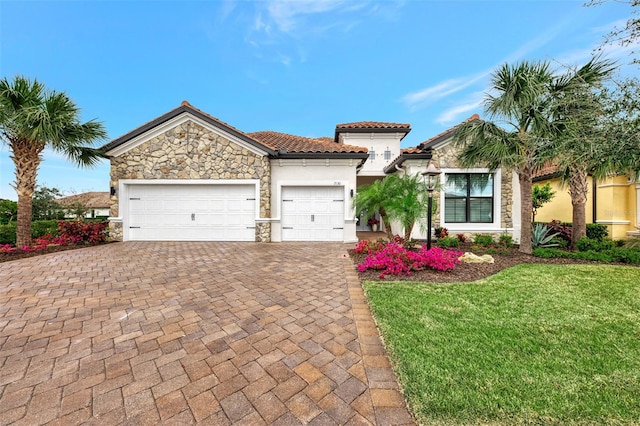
[
  {"left": 439, "top": 168, "right": 502, "bottom": 230},
  {"left": 270, "top": 158, "right": 357, "bottom": 167},
  {"left": 356, "top": 170, "right": 387, "bottom": 177},
  {"left": 596, "top": 220, "right": 631, "bottom": 225},
  {"left": 106, "top": 112, "right": 268, "bottom": 157},
  {"left": 341, "top": 133, "right": 404, "bottom": 142},
  {"left": 118, "top": 179, "right": 262, "bottom": 241},
  {"left": 597, "top": 183, "right": 634, "bottom": 188},
  {"left": 273, "top": 181, "right": 352, "bottom": 222}
]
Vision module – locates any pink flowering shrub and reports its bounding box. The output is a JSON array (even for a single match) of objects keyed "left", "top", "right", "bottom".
[
  {"left": 0, "top": 244, "right": 18, "bottom": 254},
  {"left": 357, "top": 242, "right": 462, "bottom": 278},
  {"left": 0, "top": 220, "right": 107, "bottom": 256},
  {"left": 353, "top": 239, "right": 386, "bottom": 255}
]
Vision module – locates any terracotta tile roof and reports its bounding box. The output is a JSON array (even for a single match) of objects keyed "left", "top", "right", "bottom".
[
  {"left": 533, "top": 163, "right": 559, "bottom": 180},
  {"left": 400, "top": 147, "right": 423, "bottom": 154},
  {"left": 56, "top": 192, "right": 110, "bottom": 208},
  {"left": 418, "top": 114, "right": 480, "bottom": 149},
  {"left": 335, "top": 121, "right": 411, "bottom": 130},
  {"left": 248, "top": 131, "right": 367, "bottom": 153}
]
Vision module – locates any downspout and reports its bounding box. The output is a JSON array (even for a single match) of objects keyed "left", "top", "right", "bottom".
[{"left": 592, "top": 177, "right": 597, "bottom": 223}]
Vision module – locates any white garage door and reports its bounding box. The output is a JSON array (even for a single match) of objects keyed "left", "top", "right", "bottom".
[
  {"left": 127, "top": 184, "right": 256, "bottom": 241},
  {"left": 281, "top": 186, "right": 344, "bottom": 241}
]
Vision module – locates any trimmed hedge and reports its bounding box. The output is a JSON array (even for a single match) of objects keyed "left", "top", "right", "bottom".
[
  {"left": 0, "top": 220, "right": 62, "bottom": 245},
  {"left": 533, "top": 247, "right": 640, "bottom": 264}
]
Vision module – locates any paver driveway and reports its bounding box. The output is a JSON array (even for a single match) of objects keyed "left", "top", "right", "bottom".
[{"left": 0, "top": 242, "right": 413, "bottom": 425}]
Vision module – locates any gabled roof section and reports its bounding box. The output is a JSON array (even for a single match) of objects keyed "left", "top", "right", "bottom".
[
  {"left": 249, "top": 131, "right": 368, "bottom": 159},
  {"left": 334, "top": 121, "right": 411, "bottom": 143},
  {"left": 101, "top": 101, "right": 277, "bottom": 156},
  {"left": 417, "top": 114, "right": 480, "bottom": 150}
]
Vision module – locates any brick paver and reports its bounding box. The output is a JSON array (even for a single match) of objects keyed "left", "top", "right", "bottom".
[{"left": 0, "top": 242, "right": 413, "bottom": 425}]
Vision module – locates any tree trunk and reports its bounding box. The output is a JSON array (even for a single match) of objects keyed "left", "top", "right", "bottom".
[
  {"left": 380, "top": 208, "right": 394, "bottom": 240},
  {"left": 16, "top": 194, "right": 34, "bottom": 247},
  {"left": 519, "top": 167, "right": 533, "bottom": 254},
  {"left": 10, "top": 139, "right": 44, "bottom": 248},
  {"left": 404, "top": 220, "right": 414, "bottom": 242},
  {"left": 569, "top": 165, "right": 589, "bottom": 249}
]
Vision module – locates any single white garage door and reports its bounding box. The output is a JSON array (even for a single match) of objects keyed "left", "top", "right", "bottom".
[
  {"left": 281, "top": 186, "right": 344, "bottom": 241},
  {"left": 127, "top": 184, "right": 256, "bottom": 241}
]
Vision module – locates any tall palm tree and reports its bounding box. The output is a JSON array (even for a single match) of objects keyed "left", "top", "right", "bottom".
[
  {"left": 0, "top": 76, "right": 106, "bottom": 247},
  {"left": 544, "top": 58, "right": 616, "bottom": 247},
  {"left": 454, "top": 61, "right": 554, "bottom": 254}
]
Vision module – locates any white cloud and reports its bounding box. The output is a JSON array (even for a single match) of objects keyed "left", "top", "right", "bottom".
[
  {"left": 265, "top": 0, "right": 354, "bottom": 33},
  {"left": 402, "top": 73, "right": 488, "bottom": 111},
  {"left": 436, "top": 93, "right": 484, "bottom": 125},
  {"left": 242, "top": 0, "right": 403, "bottom": 66}
]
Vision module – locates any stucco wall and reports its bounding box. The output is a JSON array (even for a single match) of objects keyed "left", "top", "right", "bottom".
[
  {"left": 269, "top": 158, "right": 359, "bottom": 242},
  {"left": 596, "top": 176, "right": 636, "bottom": 240},
  {"left": 534, "top": 177, "right": 595, "bottom": 224},
  {"left": 108, "top": 120, "right": 271, "bottom": 241}
]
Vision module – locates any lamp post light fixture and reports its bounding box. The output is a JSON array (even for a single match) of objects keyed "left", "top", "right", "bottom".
[{"left": 422, "top": 162, "right": 441, "bottom": 250}]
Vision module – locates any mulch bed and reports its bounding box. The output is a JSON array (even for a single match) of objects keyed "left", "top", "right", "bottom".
[
  {"left": 352, "top": 243, "right": 608, "bottom": 283},
  {"left": 0, "top": 243, "right": 111, "bottom": 263}
]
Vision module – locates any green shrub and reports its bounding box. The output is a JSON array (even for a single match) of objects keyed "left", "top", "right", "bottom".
[
  {"left": 473, "top": 234, "right": 494, "bottom": 247},
  {"left": 533, "top": 246, "right": 640, "bottom": 264},
  {"left": 586, "top": 223, "right": 608, "bottom": 241},
  {"left": 31, "top": 220, "right": 59, "bottom": 239},
  {"left": 0, "top": 223, "right": 17, "bottom": 245},
  {"left": 576, "top": 237, "right": 616, "bottom": 252},
  {"left": 435, "top": 236, "right": 460, "bottom": 249},
  {"left": 549, "top": 237, "right": 568, "bottom": 248},
  {"left": 532, "top": 248, "right": 565, "bottom": 258},
  {"left": 498, "top": 233, "right": 513, "bottom": 248}
]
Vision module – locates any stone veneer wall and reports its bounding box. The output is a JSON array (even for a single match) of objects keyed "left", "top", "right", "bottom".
[
  {"left": 109, "top": 120, "right": 271, "bottom": 242},
  {"left": 431, "top": 142, "right": 514, "bottom": 232}
]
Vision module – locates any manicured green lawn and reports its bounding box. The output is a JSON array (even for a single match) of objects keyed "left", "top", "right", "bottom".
[{"left": 364, "top": 264, "right": 640, "bottom": 425}]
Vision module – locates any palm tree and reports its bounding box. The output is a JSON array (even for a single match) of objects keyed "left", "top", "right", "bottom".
[
  {"left": 454, "top": 58, "right": 613, "bottom": 253},
  {"left": 353, "top": 178, "right": 395, "bottom": 239},
  {"left": 454, "top": 61, "right": 554, "bottom": 254},
  {"left": 0, "top": 76, "right": 106, "bottom": 247},
  {"left": 544, "top": 58, "right": 616, "bottom": 247},
  {"left": 385, "top": 173, "right": 431, "bottom": 241}
]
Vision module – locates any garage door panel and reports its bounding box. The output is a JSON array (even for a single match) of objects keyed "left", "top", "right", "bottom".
[
  {"left": 281, "top": 186, "right": 344, "bottom": 241},
  {"left": 127, "top": 184, "right": 256, "bottom": 241}
]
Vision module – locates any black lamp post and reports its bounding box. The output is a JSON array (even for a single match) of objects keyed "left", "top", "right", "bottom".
[{"left": 422, "top": 162, "right": 441, "bottom": 250}]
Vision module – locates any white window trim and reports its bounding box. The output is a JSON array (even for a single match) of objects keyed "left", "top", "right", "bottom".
[{"left": 439, "top": 168, "right": 502, "bottom": 232}]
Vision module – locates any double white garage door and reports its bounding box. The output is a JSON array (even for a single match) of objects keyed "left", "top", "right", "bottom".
[
  {"left": 126, "top": 184, "right": 344, "bottom": 242},
  {"left": 128, "top": 184, "right": 256, "bottom": 241}
]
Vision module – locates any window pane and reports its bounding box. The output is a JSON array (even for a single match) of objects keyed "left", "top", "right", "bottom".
[
  {"left": 470, "top": 174, "right": 493, "bottom": 196},
  {"left": 470, "top": 198, "right": 493, "bottom": 223},
  {"left": 369, "top": 150, "right": 375, "bottom": 160},
  {"left": 445, "top": 198, "right": 467, "bottom": 222},
  {"left": 384, "top": 150, "right": 391, "bottom": 160},
  {"left": 444, "top": 174, "right": 467, "bottom": 197}
]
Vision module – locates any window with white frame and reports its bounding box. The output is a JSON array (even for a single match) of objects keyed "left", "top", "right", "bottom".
[
  {"left": 369, "top": 149, "right": 375, "bottom": 160},
  {"left": 444, "top": 173, "right": 494, "bottom": 223}
]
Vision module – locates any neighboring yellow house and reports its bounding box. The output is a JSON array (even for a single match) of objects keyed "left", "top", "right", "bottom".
[{"left": 533, "top": 168, "right": 639, "bottom": 240}]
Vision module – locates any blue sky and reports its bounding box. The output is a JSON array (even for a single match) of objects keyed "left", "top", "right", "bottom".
[{"left": 0, "top": 0, "right": 637, "bottom": 201}]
